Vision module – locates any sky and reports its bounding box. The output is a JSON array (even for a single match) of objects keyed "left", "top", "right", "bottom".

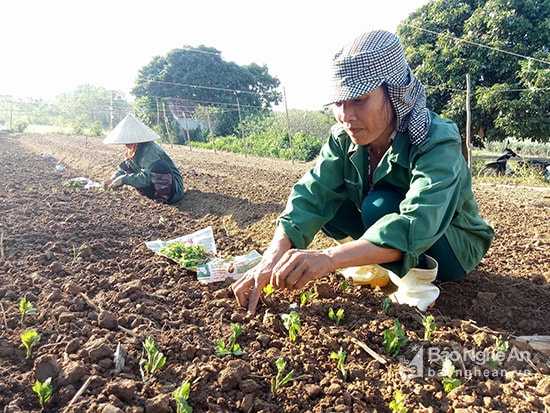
[{"left": 0, "top": 0, "right": 431, "bottom": 110}]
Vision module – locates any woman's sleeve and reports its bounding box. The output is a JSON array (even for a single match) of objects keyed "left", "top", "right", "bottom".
[
  {"left": 277, "top": 135, "right": 348, "bottom": 249},
  {"left": 363, "top": 136, "right": 463, "bottom": 275},
  {"left": 121, "top": 146, "right": 161, "bottom": 188}
]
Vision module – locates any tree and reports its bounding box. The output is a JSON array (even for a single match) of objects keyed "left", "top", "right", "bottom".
[
  {"left": 398, "top": 0, "right": 550, "bottom": 143},
  {"left": 0, "top": 96, "right": 60, "bottom": 132},
  {"left": 132, "top": 45, "right": 282, "bottom": 138},
  {"left": 56, "top": 85, "right": 131, "bottom": 135}
]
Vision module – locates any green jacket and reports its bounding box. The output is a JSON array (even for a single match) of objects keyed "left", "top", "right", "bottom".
[
  {"left": 113, "top": 142, "right": 184, "bottom": 204},
  {"left": 278, "top": 111, "right": 494, "bottom": 276}
]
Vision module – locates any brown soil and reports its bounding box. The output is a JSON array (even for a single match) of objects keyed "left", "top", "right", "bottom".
[{"left": 1, "top": 132, "right": 549, "bottom": 413}]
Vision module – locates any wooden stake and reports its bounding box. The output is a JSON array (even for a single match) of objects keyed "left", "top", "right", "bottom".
[
  {"left": 348, "top": 335, "right": 387, "bottom": 364},
  {"left": 63, "top": 376, "right": 93, "bottom": 412}
]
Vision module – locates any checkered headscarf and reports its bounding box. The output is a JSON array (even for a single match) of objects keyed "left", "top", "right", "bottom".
[{"left": 328, "top": 30, "right": 431, "bottom": 145}]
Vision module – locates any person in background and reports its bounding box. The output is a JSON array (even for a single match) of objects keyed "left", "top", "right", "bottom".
[
  {"left": 232, "top": 30, "right": 494, "bottom": 313},
  {"left": 102, "top": 114, "right": 184, "bottom": 205}
]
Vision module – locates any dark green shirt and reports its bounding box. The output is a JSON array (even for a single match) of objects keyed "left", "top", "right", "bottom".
[{"left": 278, "top": 111, "right": 494, "bottom": 276}]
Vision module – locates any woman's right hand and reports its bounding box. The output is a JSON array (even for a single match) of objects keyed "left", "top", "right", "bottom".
[
  {"left": 103, "top": 176, "right": 124, "bottom": 190},
  {"left": 231, "top": 226, "right": 293, "bottom": 314},
  {"left": 102, "top": 179, "right": 113, "bottom": 189},
  {"left": 231, "top": 260, "right": 273, "bottom": 314}
]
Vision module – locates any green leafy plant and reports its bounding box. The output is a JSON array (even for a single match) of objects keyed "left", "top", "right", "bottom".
[
  {"left": 139, "top": 337, "right": 166, "bottom": 381},
  {"left": 488, "top": 336, "right": 509, "bottom": 365},
  {"left": 422, "top": 314, "right": 436, "bottom": 341},
  {"left": 382, "top": 319, "right": 408, "bottom": 356},
  {"left": 340, "top": 278, "right": 350, "bottom": 291},
  {"left": 32, "top": 377, "right": 53, "bottom": 409},
  {"left": 72, "top": 244, "right": 78, "bottom": 264},
  {"left": 19, "top": 297, "right": 36, "bottom": 325},
  {"left": 21, "top": 330, "right": 40, "bottom": 359},
  {"left": 330, "top": 347, "right": 348, "bottom": 381},
  {"left": 64, "top": 179, "right": 84, "bottom": 188},
  {"left": 281, "top": 311, "right": 301, "bottom": 342},
  {"left": 299, "top": 291, "right": 318, "bottom": 306},
  {"left": 328, "top": 307, "right": 345, "bottom": 326},
  {"left": 173, "top": 380, "right": 193, "bottom": 413},
  {"left": 441, "top": 358, "right": 461, "bottom": 392},
  {"left": 389, "top": 389, "right": 407, "bottom": 413},
  {"left": 381, "top": 297, "right": 391, "bottom": 313},
  {"left": 263, "top": 284, "right": 275, "bottom": 296},
  {"left": 496, "top": 336, "right": 509, "bottom": 353},
  {"left": 270, "top": 357, "right": 294, "bottom": 394},
  {"left": 215, "top": 323, "right": 244, "bottom": 357},
  {"left": 159, "top": 241, "right": 211, "bottom": 269}
]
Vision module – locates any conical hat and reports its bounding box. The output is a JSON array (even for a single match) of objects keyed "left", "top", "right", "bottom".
[{"left": 103, "top": 114, "right": 161, "bottom": 144}]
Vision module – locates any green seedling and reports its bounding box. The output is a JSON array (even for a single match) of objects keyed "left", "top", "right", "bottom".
[
  {"left": 382, "top": 319, "right": 408, "bottom": 356},
  {"left": 281, "top": 311, "right": 301, "bottom": 342},
  {"left": 64, "top": 179, "right": 84, "bottom": 188},
  {"left": 422, "top": 314, "right": 436, "bottom": 341},
  {"left": 340, "top": 278, "right": 350, "bottom": 291},
  {"left": 72, "top": 244, "right": 78, "bottom": 264},
  {"left": 270, "top": 357, "right": 294, "bottom": 394},
  {"left": 330, "top": 347, "right": 348, "bottom": 381},
  {"left": 32, "top": 377, "right": 53, "bottom": 409},
  {"left": 263, "top": 284, "right": 275, "bottom": 296},
  {"left": 19, "top": 297, "right": 36, "bottom": 325},
  {"left": 21, "top": 330, "right": 40, "bottom": 359},
  {"left": 496, "top": 336, "right": 509, "bottom": 352},
  {"left": 441, "top": 357, "right": 461, "bottom": 392},
  {"left": 488, "top": 336, "right": 509, "bottom": 365},
  {"left": 173, "top": 380, "right": 193, "bottom": 413},
  {"left": 328, "top": 307, "right": 345, "bottom": 326},
  {"left": 381, "top": 297, "right": 391, "bottom": 313},
  {"left": 389, "top": 389, "right": 407, "bottom": 413},
  {"left": 139, "top": 336, "right": 166, "bottom": 381},
  {"left": 299, "top": 291, "right": 318, "bottom": 306},
  {"left": 215, "top": 323, "right": 244, "bottom": 357}
]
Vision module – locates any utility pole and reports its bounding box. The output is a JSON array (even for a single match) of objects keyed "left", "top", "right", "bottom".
[
  {"left": 109, "top": 91, "right": 114, "bottom": 130},
  {"left": 206, "top": 107, "right": 216, "bottom": 153},
  {"left": 283, "top": 86, "right": 294, "bottom": 163},
  {"left": 464, "top": 74, "right": 472, "bottom": 169},
  {"left": 236, "top": 95, "right": 247, "bottom": 158},
  {"left": 182, "top": 110, "right": 191, "bottom": 150}
]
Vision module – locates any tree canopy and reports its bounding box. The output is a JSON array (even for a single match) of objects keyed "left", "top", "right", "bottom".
[
  {"left": 0, "top": 86, "right": 131, "bottom": 135},
  {"left": 56, "top": 85, "right": 130, "bottom": 134},
  {"left": 132, "top": 45, "right": 282, "bottom": 137},
  {"left": 398, "top": 0, "right": 550, "bottom": 143}
]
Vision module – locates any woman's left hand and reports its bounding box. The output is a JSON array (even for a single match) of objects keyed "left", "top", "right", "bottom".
[{"left": 270, "top": 249, "right": 335, "bottom": 290}]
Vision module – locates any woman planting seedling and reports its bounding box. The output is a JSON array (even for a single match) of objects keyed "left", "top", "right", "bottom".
[
  {"left": 232, "top": 30, "right": 493, "bottom": 314},
  {"left": 102, "top": 114, "right": 184, "bottom": 205}
]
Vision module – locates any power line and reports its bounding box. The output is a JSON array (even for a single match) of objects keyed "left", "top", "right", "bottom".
[
  {"left": 423, "top": 84, "right": 550, "bottom": 93},
  {"left": 403, "top": 23, "right": 550, "bottom": 66},
  {"left": 180, "top": 47, "right": 221, "bottom": 56},
  {"left": 144, "top": 79, "right": 259, "bottom": 96}
]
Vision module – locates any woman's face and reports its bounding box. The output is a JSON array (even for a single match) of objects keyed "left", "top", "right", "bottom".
[{"left": 332, "top": 86, "right": 396, "bottom": 146}]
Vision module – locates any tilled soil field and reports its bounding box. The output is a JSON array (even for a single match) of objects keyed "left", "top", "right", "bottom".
[{"left": 0, "top": 132, "right": 549, "bottom": 413}]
